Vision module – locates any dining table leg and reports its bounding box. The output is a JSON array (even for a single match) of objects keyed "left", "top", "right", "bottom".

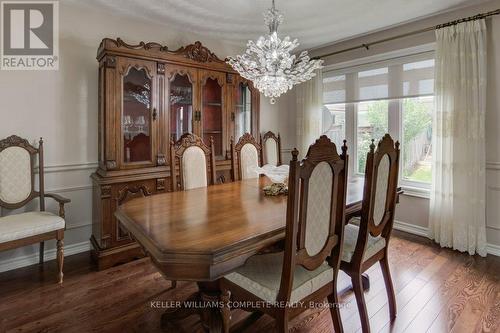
[
  {"left": 198, "top": 281, "right": 230, "bottom": 333},
  {"left": 160, "top": 281, "right": 229, "bottom": 333},
  {"left": 160, "top": 291, "right": 201, "bottom": 328}
]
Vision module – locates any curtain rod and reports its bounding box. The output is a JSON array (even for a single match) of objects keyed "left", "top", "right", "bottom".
[{"left": 313, "top": 8, "right": 500, "bottom": 59}]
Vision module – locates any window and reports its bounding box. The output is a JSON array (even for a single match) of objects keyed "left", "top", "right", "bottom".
[
  {"left": 322, "top": 50, "right": 435, "bottom": 189},
  {"left": 322, "top": 103, "right": 346, "bottom": 148},
  {"left": 402, "top": 96, "right": 433, "bottom": 183},
  {"left": 357, "top": 100, "right": 388, "bottom": 173}
]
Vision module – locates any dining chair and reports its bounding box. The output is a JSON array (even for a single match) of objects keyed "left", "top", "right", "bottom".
[
  {"left": 170, "top": 133, "right": 216, "bottom": 191},
  {"left": 260, "top": 131, "right": 282, "bottom": 166},
  {"left": 0, "top": 135, "right": 70, "bottom": 283},
  {"left": 230, "top": 133, "right": 261, "bottom": 181},
  {"left": 221, "top": 135, "right": 349, "bottom": 333},
  {"left": 340, "top": 134, "right": 400, "bottom": 333}
]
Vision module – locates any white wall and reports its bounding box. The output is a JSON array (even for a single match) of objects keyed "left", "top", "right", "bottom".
[
  {"left": 277, "top": 0, "right": 500, "bottom": 254},
  {"left": 0, "top": 1, "right": 282, "bottom": 271}
]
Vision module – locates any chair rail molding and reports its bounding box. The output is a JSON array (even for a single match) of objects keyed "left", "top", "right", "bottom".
[
  {"left": 37, "top": 162, "right": 99, "bottom": 174},
  {"left": 486, "top": 161, "right": 500, "bottom": 170}
]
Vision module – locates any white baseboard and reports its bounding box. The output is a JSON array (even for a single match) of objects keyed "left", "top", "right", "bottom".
[
  {"left": 0, "top": 240, "right": 90, "bottom": 273},
  {"left": 393, "top": 220, "right": 429, "bottom": 237},
  {"left": 394, "top": 220, "right": 500, "bottom": 257},
  {"left": 486, "top": 243, "right": 500, "bottom": 257}
]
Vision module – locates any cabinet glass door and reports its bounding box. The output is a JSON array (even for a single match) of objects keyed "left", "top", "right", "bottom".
[
  {"left": 235, "top": 83, "right": 252, "bottom": 139},
  {"left": 122, "top": 67, "right": 152, "bottom": 163},
  {"left": 202, "top": 77, "right": 223, "bottom": 157},
  {"left": 170, "top": 74, "right": 194, "bottom": 141}
]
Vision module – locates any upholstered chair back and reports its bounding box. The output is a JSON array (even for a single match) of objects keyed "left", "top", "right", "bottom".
[
  {"left": 231, "top": 133, "right": 261, "bottom": 181},
  {"left": 364, "top": 134, "right": 400, "bottom": 237},
  {"left": 170, "top": 133, "right": 216, "bottom": 191},
  {"left": 240, "top": 143, "right": 259, "bottom": 179},
  {"left": 260, "top": 131, "right": 282, "bottom": 166},
  {"left": 182, "top": 146, "right": 208, "bottom": 190},
  {"left": 0, "top": 135, "right": 44, "bottom": 210},
  {"left": 373, "top": 154, "right": 390, "bottom": 226},
  {"left": 277, "top": 136, "right": 348, "bottom": 302}
]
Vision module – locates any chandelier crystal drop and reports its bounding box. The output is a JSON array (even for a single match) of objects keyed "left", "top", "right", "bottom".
[{"left": 227, "top": 0, "right": 323, "bottom": 104}]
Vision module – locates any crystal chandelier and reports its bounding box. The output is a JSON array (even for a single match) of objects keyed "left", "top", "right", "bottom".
[{"left": 227, "top": 0, "right": 323, "bottom": 104}]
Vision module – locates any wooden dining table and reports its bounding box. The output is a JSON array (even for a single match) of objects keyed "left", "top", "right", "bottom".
[{"left": 115, "top": 177, "right": 399, "bottom": 332}]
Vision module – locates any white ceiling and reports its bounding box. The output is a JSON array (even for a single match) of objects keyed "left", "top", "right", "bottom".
[{"left": 74, "top": 0, "right": 485, "bottom": 51}]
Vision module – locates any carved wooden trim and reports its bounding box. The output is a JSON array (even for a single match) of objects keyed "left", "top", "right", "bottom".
[
  {"left": 117, "top": 185, "right": 152, "bottom": 205},
  {"left": 200, "top": 71, "right": 225, "bottom": 87},
  {"left": 168, "top": 68, "right": 195, "bottom": 83},
  {"left": 104, "top": 56, "right": 116, "bottom": 69},
  {"left": 301, "top": 135, "right": 343, "bottom": 167},
  {"left": 156, "top": 178, "right": 166, "bottom": 191},
  {"left": 172, "top": 133, "right": 211, "bottom": 157},
  {"left": 261, "top": 131, "right": 279, "bottom": 144},
  {"left": 217, "top": 175, "right": 226, "bottom": 184},
  {"left": 101, "top": 185, "right": 112, "bottom": 199},
  {"left": 105, "top": 160, "right": 117, "bottom": 170},
  {"left": 98, "top": 38, "right": 224, "bottom": 64},
  {"left": 157, "top": 63, "right": 166, "bottom": 75},
  {"left": 226, "top": 73, "right": 235, "bottom": 84},
  {"left": 171, "top": 41, "right": 223, "bottom": 63},
  {"left": 0, "top": 135, "right": 38, "bottom": 153},
  {"left": 119, "top": 63, "right": 153, "bottom": 79},
  {"left": 233, "top": 133, "right": 261, "bottom": 153},
  {"left": 108, "top": 38, "right": 168, "bottom": 52},
  {"left": 157, "top": 154, "right": 167, "bottom": 166}
]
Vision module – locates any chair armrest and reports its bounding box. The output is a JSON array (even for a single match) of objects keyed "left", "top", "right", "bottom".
[
  {"left": 45, "top": 193, "right": 70, "bottom": 218},
  {"left": 45, "top": 193, "right": 71, "bottom": 204}
]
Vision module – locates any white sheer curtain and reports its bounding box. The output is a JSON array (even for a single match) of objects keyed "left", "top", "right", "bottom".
[
  {"left": 296, "top": 69, "right": 323, "bottom": 158},
  {"left": 429, "top": 19, "right": 487, "bottom": 256}
]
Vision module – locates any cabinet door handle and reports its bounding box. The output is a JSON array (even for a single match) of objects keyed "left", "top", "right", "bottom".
[
  {"left": 231, "top": 112, "right": 235, "bottom": 121},
  {"left": 152, "top": 108, "right": 157, "bottom": 121}
]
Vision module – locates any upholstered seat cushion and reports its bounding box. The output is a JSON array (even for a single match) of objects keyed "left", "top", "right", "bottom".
[
  {"left": 0, "top": 212, "right": 65, "bottom": 243},
  {"left": 342, "top": 218, "right": 386, "bottom": 262},
  {"left": 224, "top": 252, "right": 334, "bottom": 303}
]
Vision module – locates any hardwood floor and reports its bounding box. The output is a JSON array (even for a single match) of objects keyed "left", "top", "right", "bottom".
[{"left": 0, "top": 231, "right": 499, "bottom": 333}]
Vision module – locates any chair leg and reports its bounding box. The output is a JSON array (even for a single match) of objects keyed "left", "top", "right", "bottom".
[
  {"left": 352, "top": 274, "right": 370, "bottom": 333},
  {"left": 39, "top": 241, "right": 44, "bottom": 264},
  {"left": 56, "top": 234, "right": 64, "bottom": 284},
  {"left": 380, "top": 257, "right": 397, "bottom": 320},
  {"left": 275, "top": 312, "right": 289, "bottom": 333},
  {"left": 328, "top": 286, "right": 344, "bottom": 333}
]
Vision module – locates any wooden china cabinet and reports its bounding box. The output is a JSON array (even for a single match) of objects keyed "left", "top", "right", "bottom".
[{"left": 91, "top": 38, "right": 260, "bottom": 270}]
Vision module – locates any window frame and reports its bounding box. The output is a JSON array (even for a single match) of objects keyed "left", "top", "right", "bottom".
[{"left": 321, "top": 44, "right": 436, "bottom": 195}]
